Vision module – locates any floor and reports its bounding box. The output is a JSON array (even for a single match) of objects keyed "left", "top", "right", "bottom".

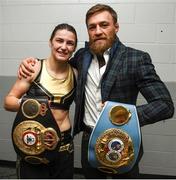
[
  {"left": 0, "top": 167, "right": 85, "bottom": 179},
  {"left": 0, "top": 161, "right": 84, "bottom": 179},
  {"left": 0, "top": 161, "right": 176, "bottom": 179},
  {"left": 0, "top": 166, "right": 16, "bottom": 179}
]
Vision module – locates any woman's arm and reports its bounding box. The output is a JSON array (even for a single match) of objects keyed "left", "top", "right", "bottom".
[
  {"left": 4, "top": 78, "right": 31, "bottom": 112},
  {"left": 4, "top": 60, "right": 40, "bottom": 112}
]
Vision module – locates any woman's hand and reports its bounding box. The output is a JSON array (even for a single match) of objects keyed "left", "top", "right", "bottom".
[{"left": 18, "top": 57, "right": 37, "bottom": 79}]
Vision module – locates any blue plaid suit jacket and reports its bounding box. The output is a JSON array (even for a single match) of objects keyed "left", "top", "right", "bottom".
[{"left": 70, "top": 37, "right": 174, "bottom": 136}]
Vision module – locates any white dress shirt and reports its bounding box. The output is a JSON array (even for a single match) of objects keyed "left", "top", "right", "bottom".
[{"left": 83, "top": 50, "right": 110, "bottom": 127}]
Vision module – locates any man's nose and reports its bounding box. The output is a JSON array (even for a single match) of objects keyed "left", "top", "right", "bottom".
[{"left": 95, "top": 26, "right": 103, "bottom": 34}]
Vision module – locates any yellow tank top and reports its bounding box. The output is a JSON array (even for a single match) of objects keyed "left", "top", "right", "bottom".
[{"left": 28, "top": 59, "right": 76, "bottom": 110}]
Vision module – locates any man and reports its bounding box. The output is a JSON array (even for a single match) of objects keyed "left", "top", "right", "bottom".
[{"left": 18, "top": 4, "right": 174, "bottom": 179}]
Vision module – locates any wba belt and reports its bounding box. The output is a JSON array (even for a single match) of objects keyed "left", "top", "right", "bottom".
[
  {"left": 12, "top": 96, "right": 61, "bottom": 164},
  {"left": 88, "top": 101, "right": 141, "bottom": 174}
]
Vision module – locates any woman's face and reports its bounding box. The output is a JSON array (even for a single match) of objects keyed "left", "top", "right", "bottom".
[{"left": 49, "top": 29, "right": 76, "bottom": 62}]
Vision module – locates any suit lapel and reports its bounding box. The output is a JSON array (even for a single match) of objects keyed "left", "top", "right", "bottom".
[
  {"left": 102, "top": 41, "right": 126, "bottom": 100},
  {"left": 82, "top": 50, "right": 92, "bottom": 80}
]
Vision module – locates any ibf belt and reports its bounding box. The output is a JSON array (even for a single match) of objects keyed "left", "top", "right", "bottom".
[
  {"left": 12, "top": 96, "right": 61, "bottom": 164},
  {"left": 88, "top": 101, "right": 141, "bottom": 174}
]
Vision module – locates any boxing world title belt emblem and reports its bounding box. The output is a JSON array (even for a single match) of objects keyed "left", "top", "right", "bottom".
[
  {"left": 13, "top": 121, "right": 59, "bottom": 155},
  {"left": 12, "top": 97, "right": 61, "bottom": 164},
  {"left": 88, "top": 101, "right": 141, "bottom": 174}
]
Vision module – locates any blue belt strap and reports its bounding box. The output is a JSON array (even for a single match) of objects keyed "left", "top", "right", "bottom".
[{"left": 88, "top": 101, "right": 141, "bottom": 174}]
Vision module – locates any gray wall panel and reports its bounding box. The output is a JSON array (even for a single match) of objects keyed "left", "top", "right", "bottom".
[{"left": 0, "top": 76, "right": 175, "bottom": 175}]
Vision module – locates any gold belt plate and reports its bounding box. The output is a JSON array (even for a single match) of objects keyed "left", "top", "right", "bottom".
[
  {"left": 13, "top": 120, "right": 59, "bottom": 155},
  {"left": 109, "top": 105, "right": 131, "bottom": 126},
  {"left": 22, "top": 99, "right": 48, "bottom": 118},
  {"left": 95, "top": 128, "right": 134, "bottom": 169}
]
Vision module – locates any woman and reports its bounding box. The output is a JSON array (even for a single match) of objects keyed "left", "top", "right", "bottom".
[{"left": 4, "top": 23, "right": 77, "bottom": 179}]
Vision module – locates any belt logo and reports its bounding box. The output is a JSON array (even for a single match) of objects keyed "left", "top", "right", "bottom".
[{"left": 23, "top": 131, "right": 37, "bottom": 146}]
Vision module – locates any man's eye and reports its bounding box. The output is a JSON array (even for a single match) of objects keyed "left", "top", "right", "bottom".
[
  {"left": 101, "top": 24, "right": 108, "bottom": 28},
  {"left": 88, "top": 26, "right": 95, "bottom": 30}
]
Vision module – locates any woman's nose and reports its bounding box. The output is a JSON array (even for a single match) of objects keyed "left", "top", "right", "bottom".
[{"left": 61, "top": 42, "right": 67, "bottom": 49}]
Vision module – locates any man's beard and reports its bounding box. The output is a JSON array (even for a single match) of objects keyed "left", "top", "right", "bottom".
[{"left": 89, "top": 33, "right": 116, "bottom": 55}]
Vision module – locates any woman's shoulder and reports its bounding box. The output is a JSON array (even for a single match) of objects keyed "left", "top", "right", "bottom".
[{"left": 71, "top": 66, "right": 78, "bottom": 80}]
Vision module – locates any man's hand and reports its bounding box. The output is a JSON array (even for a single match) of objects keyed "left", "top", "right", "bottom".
[{"left": 18, "top": 57, "right": 37, "bottom": 79}]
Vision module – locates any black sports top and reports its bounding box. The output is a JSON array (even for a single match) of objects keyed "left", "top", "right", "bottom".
[{"left": 27, "top": 59, "right": 76, "bottom": 110}]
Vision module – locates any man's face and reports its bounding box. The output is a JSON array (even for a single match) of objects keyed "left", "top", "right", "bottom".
[{"left": 87, "top": 11, "right": 119, "bottom": 55}]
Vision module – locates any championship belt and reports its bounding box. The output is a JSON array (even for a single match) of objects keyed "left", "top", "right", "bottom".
[
  {"left": 12, "top": 96, "right": 61, "bottom": 164},
  {"left": 88, "top": 101, "right": 141, "bottom": 174}
]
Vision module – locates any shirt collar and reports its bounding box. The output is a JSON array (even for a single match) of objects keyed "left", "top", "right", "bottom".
[
  {"left": 92, "top": 48, "right": 110, "bottom": 62},
  {"left": 102, "top": 49, "right": 110, "bottom": 64}
]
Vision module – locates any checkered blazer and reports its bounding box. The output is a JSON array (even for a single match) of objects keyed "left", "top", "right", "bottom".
[{"left": 71, "top": 37, "right": 174, "bottom": 136}]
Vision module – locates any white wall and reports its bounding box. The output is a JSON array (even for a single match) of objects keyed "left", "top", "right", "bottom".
[
  {"left": 0, "top": 0, "right": 176, "bottom": 176},
  {"left": 0, "top": 2, "right": 2, "bottom": 72},
  {"left": 0, "top": 0, "right": 176, "bottom": 81}
]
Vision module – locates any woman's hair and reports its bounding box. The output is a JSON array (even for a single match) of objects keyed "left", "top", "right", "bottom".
[
  {"left": 50, "top": 23, "right": 78, "bottom": 47},
  {"left": 86, "top": 4, "right": 118, "bottom": 26}
]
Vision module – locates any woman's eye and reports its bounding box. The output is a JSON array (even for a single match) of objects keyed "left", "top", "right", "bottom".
[
  {"left": 67, "top": 41, "right": 75, "bottom": 46},
  {"left": 56, "top": 39, "right": 63, "bottom": 43}
]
